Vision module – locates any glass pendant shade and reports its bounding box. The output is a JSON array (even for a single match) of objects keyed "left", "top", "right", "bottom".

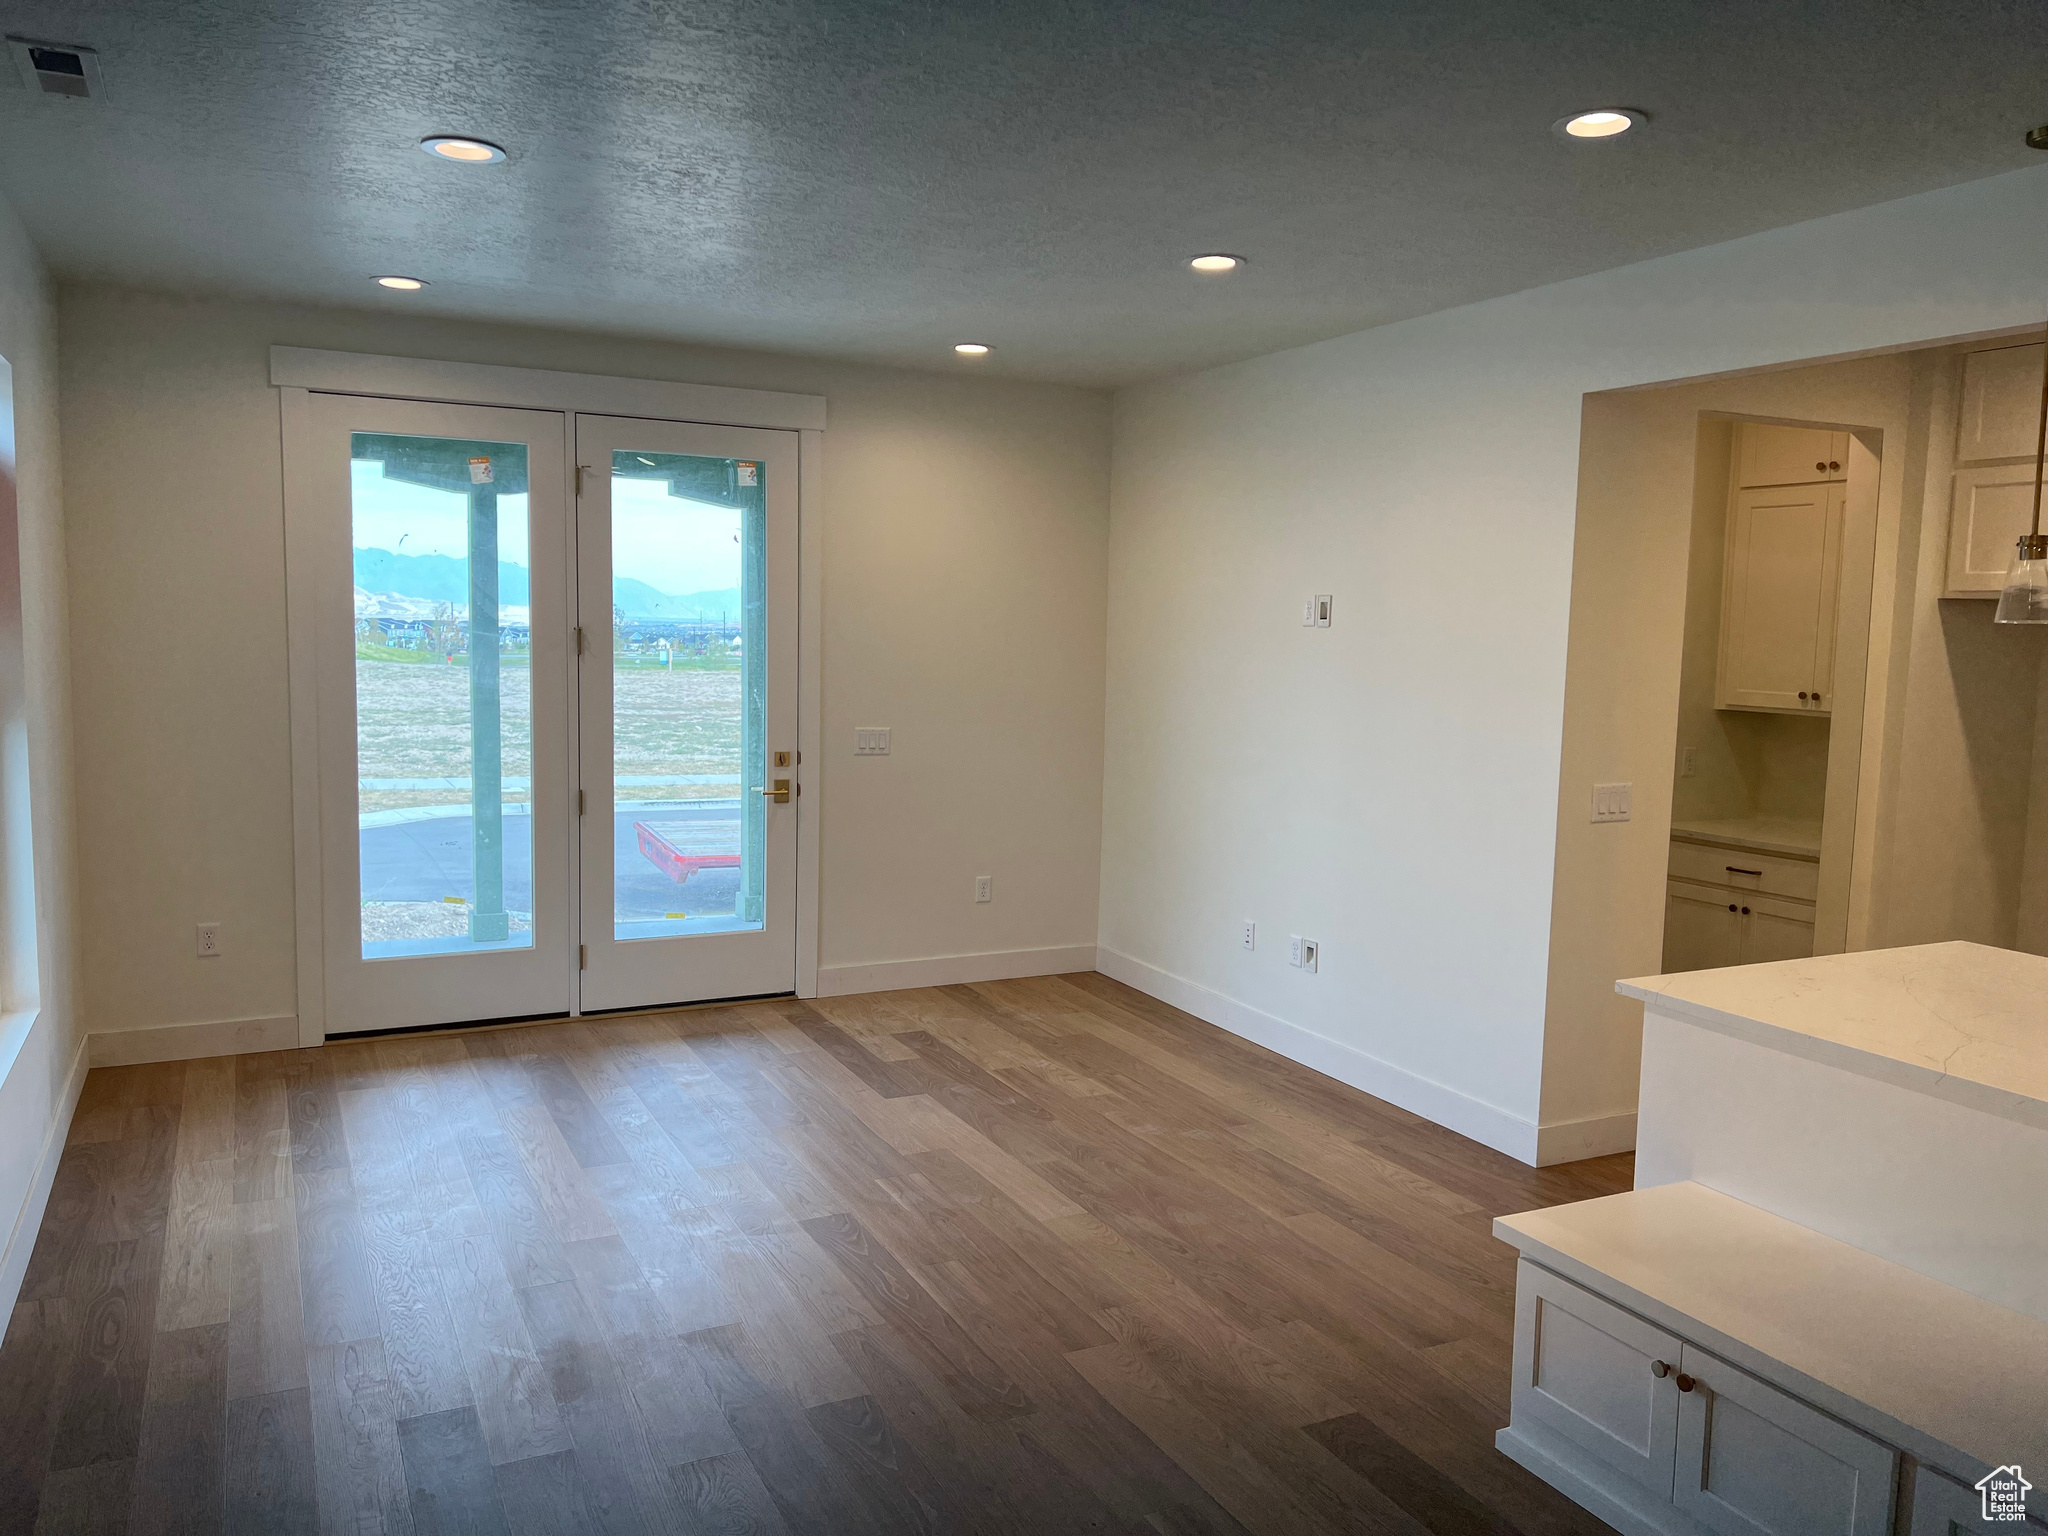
[{"left": 1995, "top": 534, "right": 2048, "bottom": 624}]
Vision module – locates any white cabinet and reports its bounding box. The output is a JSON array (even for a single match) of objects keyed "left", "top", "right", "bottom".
[
  {"left": 1511, "top": 1261, "right": 1683, "bottom": 1493},
  {"left": 1503, "top": 1261, "right": 1900, "bottom": 1536},
  {"left": 1672, "top": 1345, "right": 1895, "bottom": 1536},
  {"left": 1662, "top": 883, "right": 1816, "bottom": 971},
  {"left": 1945, "top": 342, "right": 2046, "bottom": 599},
  {"left": 1738, "top": 425, "right": 1849, "bottom": 488},
  {"left": 1957, "top": 342, "right": 2044, "bottom": 463},
  {"left": 1717, "top": 480, "right": 1845, "bottom": 714},
  {"left": 1911, "top": 1464, "right": 2046, "bottom": 1533}
]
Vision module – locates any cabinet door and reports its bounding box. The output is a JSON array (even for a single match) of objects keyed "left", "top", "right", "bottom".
[
  {"left": 1957, "top": 342, "right": 2046, "bottom": 463},
  {"left": 1910, "top": 1463, "right": 2047, "bottom": 1533},
  {"left": 1673, "top": 1346, "right": 1895, "bottom": 1536},
  {"left": 1739, "top": 425, "right": 1849, "bottom": 487},
  {"left": 1511, "top": 1262, "right": 1683, "bottom": 1496},
  {"left": 1947, "top": 463, "right": 2043, "bottom": 598},
  {"left": 1809, "top": 482, "right": 1845, "bottom": 709},
  {"left": 1664, "top": 882, "right": 1746, "bottom": 973},
  {"left": 1717, "top": 483, "right": 1839, "bottom": 712},
  {"left": 1739, "top": 895, "right": 1815, "bottom": 965}
]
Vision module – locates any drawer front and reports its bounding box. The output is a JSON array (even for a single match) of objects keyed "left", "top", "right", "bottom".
[
  {"left": 1674, "top": 1345, "right": 1895, "bottom": 1536},
  {"left": 1668, "top": 838, "right": 1819, "bottom": 903},
  {"left": 1910, "top": 1463, "right": 2048, "bottom": 1532},
  {"left": 1511, "top": 1262, "right": 1682, "bottom": 1495}
]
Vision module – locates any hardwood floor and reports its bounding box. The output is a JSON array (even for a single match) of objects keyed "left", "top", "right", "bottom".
[{"left": 0, "top": 973, "right": 1631, "bottom": 1534}]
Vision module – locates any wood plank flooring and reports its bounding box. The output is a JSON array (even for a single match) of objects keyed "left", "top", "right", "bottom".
[{"left": 0, "top": 973, "right": 1630, "bottom": 1534}]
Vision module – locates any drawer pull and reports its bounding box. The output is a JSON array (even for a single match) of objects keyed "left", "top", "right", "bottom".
[
  {"left": 1725, "top": 866, "right": 1761, "bottom": 876},
  {"left": 1650, "top": 1360, "right": 1672, "bottom": 1378}
]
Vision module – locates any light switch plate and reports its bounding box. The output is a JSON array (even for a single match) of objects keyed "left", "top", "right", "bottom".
[
  {"left": 1314, "top": 594, "right": 1332, "bottom": 628},
  {"left": 855, "top": 727, "right": 890, "bottom": 756},
  {"left": 1591, "top": 782, "right": 1632, "bottom": 823}
]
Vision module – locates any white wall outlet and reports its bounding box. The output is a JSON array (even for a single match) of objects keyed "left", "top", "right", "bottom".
[
  {"left": 1591, "top": 782, "right": 1633, "bottom": 823},
  {"left": 1680, "top": 747, "right": 1698, "bottom": 778},
  {"left": 1241, "top": 920, "right": 1256, "bottom": 951},
  {"left": 1314, "top": 594, "right": 1332, "bottom": 628},
  {"left": 196, "top": 922, "right": 222, "bottom": 958},
  {"left": 1288, "top": 934, "right": 1303, "bottom": 967},
  {"left": 974, "top": 875, "right": 992, "bottom": 903},
  {"left": 1300, "top": 938, "right": 1319, "bottom": 973},
  {"left": 855, "top": 727, "right": 891, "bottom": 756},
  {"left": 1302, "top": 597, "right": 1317, "bottom": 626}
]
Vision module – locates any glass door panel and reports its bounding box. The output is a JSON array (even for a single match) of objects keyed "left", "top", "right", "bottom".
[
  {"left": 305, "top": 393, "right": 570, "bottom": 1035},
  {"left": 607, "top": 450, "right": 766, "bottom": 940},
  {"left": 352, "top": 433, "right": 534, "bottom": 956},
  {"left": 576, "top": 416, "right": 798, "bottom": 1011}
]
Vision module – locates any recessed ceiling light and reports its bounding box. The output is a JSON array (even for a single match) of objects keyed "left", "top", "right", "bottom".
[
  {"left": 1189, "top": 254, "right": 1245, "bottom": 274},
  {"left": 1556, "top": 108, "right": 1646, "bottom": 140},
  {"left": 420, "top": 135, "right": 507, "bottom": 164},
  {"left": 374, "top": 275, "right": 427, "bottom": 290},
  {"left": 954, "top": 342, "right": 991, "bottom": 356}
]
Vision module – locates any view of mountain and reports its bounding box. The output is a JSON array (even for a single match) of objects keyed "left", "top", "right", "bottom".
[{"left": 354, "top": 547, "right": 740, "bottom": 621}]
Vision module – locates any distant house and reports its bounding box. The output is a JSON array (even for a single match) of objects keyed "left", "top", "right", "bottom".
[{"left": 1977, "top": 1465, "right": 2032, "bottom": 1522}]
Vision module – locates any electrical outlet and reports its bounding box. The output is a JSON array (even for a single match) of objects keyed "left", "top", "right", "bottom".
[
  {"left": 1680, "top": 747, "right": 1698, "bottom": 778},
  {"left": 974, "top": 875, "right": 992, "bottom": 903},
  {"left": 855, "top": 727, "right": 891, "bottom": 756},
  {"left": 1300, "top": 938, "right": 1319, "bottom": 973},
  {"left": 1241, "top": 921, "right": 1256, "bottom": 951},
  {"left": 1302, "top": 597, "right": 1317, "bottom": 627},
  {"left": 196, "top": 922, "right": 222, "bottom": 958},
  {"left": 1288, "top": 934, "right": 1303, "bottom": 967},
  {"left": 1591, "top": 782, "right": 1632, "bottom": 823}
]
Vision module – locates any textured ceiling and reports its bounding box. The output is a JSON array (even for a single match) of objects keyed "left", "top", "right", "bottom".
[{"left": 0, "top": 0, "right": 2042, "bottom": 385}]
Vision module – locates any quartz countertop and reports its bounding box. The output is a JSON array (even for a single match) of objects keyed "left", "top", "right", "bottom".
[
  {"left": 1668, "top": 815, "right": 1822, "bottom": 859},
  {"left": 1617, "top": 941, "right": 2048, "bottom": 1131}
]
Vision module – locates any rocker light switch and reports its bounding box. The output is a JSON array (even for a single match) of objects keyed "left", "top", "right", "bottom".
[
  {"left": 855, "top": 727, "right": 890, "bottom": 756},
  {"left": 1591, "top": 783, "right": 1632, "bottom": 823}
]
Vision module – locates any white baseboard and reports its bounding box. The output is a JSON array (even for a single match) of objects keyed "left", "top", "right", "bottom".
[
  {"left": 816, "top": 945, "right": 1098, "bottom": 999},
  {"left": 1094, "top": 946, "right": 1633, "bottom": 1167},
  {"left": 1534, "top": 1109, "right": 1639, "bottom": 1164},
  {"left": 0, "top": 1033, "right": 86, "bottom": 1316},
  {"left": 89, "top": 1013, "right": 300, "bottom": 1068}
]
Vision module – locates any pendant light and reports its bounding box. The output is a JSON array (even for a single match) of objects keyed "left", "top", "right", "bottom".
[{"left": 1994, "top": 122, "right": 2048, "bottom": 623}]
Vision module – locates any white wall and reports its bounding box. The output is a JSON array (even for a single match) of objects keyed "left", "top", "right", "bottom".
[
  {"left": 59, "top": 287, "right": 1109, "bottom": 1045},
  {"left": 0, "top": 191, "right": 81, "bottom": 1309},
  {"left": 1100, "top": 165, "right": 2048, "bottom": 1165}
]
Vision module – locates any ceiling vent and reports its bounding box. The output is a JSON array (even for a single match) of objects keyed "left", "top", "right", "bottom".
[{"left": 7, "top": 38, "right": 102, "bottom": 100}]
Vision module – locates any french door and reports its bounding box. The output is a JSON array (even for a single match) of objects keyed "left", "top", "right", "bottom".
[{"left": 301, "top": 393, "right": 798, "bottom": 1036}]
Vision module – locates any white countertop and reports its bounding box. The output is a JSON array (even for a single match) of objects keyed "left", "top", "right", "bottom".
[
  {"left": 1668, "top": 815, "right": 1822, "bottom": 858},
  {"left": 1496, "top": 1182, "right": 2048, "bottom": 1487},
  {"left": 1618, "top": 940, "right": 2048, "bottom": 1131}
]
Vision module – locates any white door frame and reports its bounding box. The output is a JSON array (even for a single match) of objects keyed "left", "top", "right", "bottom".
[{"left": 278, "top": 348, "right": 826, "bottom": 1047}]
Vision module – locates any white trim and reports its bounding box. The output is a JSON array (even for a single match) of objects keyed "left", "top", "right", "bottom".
[
  {"left": 795, "top": 428, "right": 824, "bottom": 998},
  {"left": 89, "top": 1014, "right": 300, "bottom": 1068},
  {"left": 1534, "top": 1109, "right": 1638, "bottom": 1164},
  {"left": 0, "top": 1030, "right": 85, "bottom": 1317},
  {"left": 280, "top": 386, "right": 327, "bottom": 1047},
  {"left": 1095, "top": 945, "right": 1549, "bottom": 1164},
  {"left": 270, "top": 347, "right": 827, "bottom": 432},
  {"left": 816, "top": 944, "right": 1098, "bottom": 998}
]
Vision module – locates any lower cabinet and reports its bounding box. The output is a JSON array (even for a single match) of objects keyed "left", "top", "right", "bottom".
[
  {"left": 1508, "top": 1261, "right": 1896, "bottom": 1535},
  {"left": 1910, "top": 1464, "right": 2040, "bottom": 1534},
  {"left": 1663, "top": 880, "right": 1815, "bottom": 972}
]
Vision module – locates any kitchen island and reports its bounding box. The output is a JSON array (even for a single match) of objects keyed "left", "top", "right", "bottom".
[{"left": 1493, "top": 942, "right": 2046, "bottom": 1534}]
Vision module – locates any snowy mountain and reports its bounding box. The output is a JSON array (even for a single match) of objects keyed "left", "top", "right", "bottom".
[{"left": 354, "top": 547, "right": 737, "bottom": 622}]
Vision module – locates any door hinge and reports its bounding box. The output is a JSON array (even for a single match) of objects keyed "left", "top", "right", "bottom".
[
  {"left": 579, "top": 944, "right": 587, "bottom": 970},
  {"left": 578, "top": 790, "right": 585, "bottom": 815},
  {"left": 574, "top": 626, "right": 584, "bottom": 655},
  {"left": 575, "top": 464, "right": 589, "bottom": 495}
]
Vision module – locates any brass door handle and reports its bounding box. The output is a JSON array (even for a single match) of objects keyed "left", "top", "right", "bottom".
[{"left": 760, "top": 779, "right": 792, "bottom": 802}]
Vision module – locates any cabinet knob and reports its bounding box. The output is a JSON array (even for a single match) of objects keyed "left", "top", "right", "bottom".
[
  {"left": 1728, "top": 904, "right": 1738, "bottom": 912},
  {"left": 1799, "top": 691, "right": 1809, "bottom": 700},
  {"left": 1828, "top": 460, "right": 1840, "bottom": 472},
  {"left": 1676, "top": 1373, "right": 1697, "bottom": 1393},
  {"left": 1812, "top": 693, "right": 1821, "bottom": 704},
  {"left": 1815, "top": 461, "right": 1828, "bottom": 472},
  {"left": 1740, "top": 906, "right": 1751, "bottom": 915},
  {"left": 1651, "top": 1360, "right": 1672, "bottom": 1378}
]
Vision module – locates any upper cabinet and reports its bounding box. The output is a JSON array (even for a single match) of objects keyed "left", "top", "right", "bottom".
[
  {"left": 1717, "top": 428, "right": 1845, "bottom": 714},
  {"left": 1736, "top": 425, "right": 1849, "bottom": 488},
  {"left": 1946, "top": 341, "right": 2045, "bottom": 598},
  {"left": 1957, "top": 341, "right": 2044, "bottom": 461}
]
